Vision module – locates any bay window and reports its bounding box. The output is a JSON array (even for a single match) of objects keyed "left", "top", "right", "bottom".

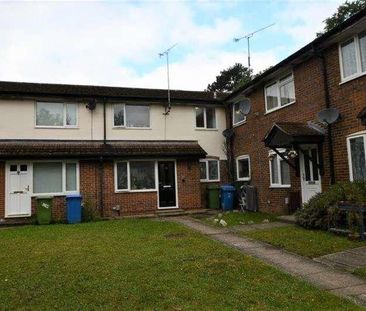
[
  {"left": 115, "top": 161, "right": 156, "bottom": 191},
  {"left": 340, "top": 32, "right": 366, "bottom": 81},
  {"left": 36, "top": 102, "right": 78, "bottom": 127},
  {"left": 33, "top": 161, "right": 78, "bottom": 194},
  {"left": 347, "top": 134, "right": 366, "bottom": 181},
  {"left": 264, "top": 73, "right": 295, "bottom": 113},
  {"left": 269, "top": 151, "right": 291, "bottom": 187},
  {"left": 236, "top": 155, "right": 250, "bottom": 181},
  {"left": 113, "top": 104, "right": 150, "bottom": 128},
  {"left": 233, "top": 101, "right": 246, "bottom": 125},
  {"left": 195, "top": 107, "right": 216, "bottom": 129},
  {"left": 200, "top": 159, "right": 220, "bottom": 182}
]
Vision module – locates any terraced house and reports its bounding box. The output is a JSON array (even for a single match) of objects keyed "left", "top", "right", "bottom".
[
  {"left": 0, "top": 83, "right": 227, "bottom": 223},
  {"left": 226, "top": 7, "right": 366, "bottom": 213}
]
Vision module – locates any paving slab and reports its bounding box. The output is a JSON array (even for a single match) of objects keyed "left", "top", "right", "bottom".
[{"left": 169, "top": 216, "right": 366, "bottom": 307}]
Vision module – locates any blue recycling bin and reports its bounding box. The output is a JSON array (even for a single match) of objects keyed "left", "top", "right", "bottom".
[
  {"left": 66, "top": 194, "right": 82, "bottom": 224},
  {"left": 220, "top": 185, "right": 236, "bottom": 211}
]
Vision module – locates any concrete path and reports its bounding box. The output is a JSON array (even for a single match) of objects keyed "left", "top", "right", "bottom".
[
  {"left": 169, "top": 216, "right": 366, "bottom": 307},
  {"left": 315, "top": 247, "right": 366, "bottom": 272}
]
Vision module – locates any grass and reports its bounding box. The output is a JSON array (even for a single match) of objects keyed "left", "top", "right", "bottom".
[
  {"left": 196, "top": 211, "right": 277, "bottom": 227},
  {"left": 354, "top": 267, "right": 366, "bottom": 280},
  {"left": 0, "top": 220, "right": 362, "bottom": 310},
  {"left": 243, "top": 225, "right": 366, "bottom": 258}
]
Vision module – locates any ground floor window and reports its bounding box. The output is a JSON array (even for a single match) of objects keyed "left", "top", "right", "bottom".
[
  {"left": 115, "top": 160, "right": 157, "bottom": 191},
  {"left": 200, "top": 159, "right": 220, "bottom": 182},
  {"left": 269, "top": 150, "right": 291, "bottom": 187},
  {"left": 347, "top": 133, "right": 366, "bottom": 181},
  {"left": 33, "top": 161, "right": 79, "bottom": 195},
  {"left": 236, "top": 155, "right": 250, "bottom": 181}
]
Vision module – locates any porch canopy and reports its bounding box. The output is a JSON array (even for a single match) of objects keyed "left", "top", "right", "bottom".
[
  {"left": 263, "top": 122, "right": 325, "bottom": 176},
  {"left": 0, "top": 140, "right": 207, "bottom": 159}
]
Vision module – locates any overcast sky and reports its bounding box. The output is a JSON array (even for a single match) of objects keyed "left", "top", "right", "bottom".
[{"left": 0, "top": 0, "right": 344, "bottom": 90}]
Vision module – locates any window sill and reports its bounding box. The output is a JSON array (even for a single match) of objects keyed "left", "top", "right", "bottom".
[
  {"left": 264, "top": 101, "right": 296, "bottom": 115},
  {"left": 233, "top": 120, "right": 246, "bottom": 128},
  {"left": 195, "top": 128, "right": 219, "bottom": 131},
  {"left": 339, "top": 71, "right": 366, "bottom": 85},
  {"left": 35, "top": 126, "right": 79, "bottom": 129},
  {"left": 200, "top": 180, "right": 220, "bottom": 183},
  {"left": 237, "top": 178, "right": 251, "bottom": 182},
  {"left": 115, "top": 189, "right": 157, "bottom": 193},
  {"left": 31, "top": 192, "right": 79, "bottom": 197},
  {"left": 112, "top": 126, "right": 152, "bottom": 130},
  {"left": 269, "top": 185, "right": 291, "bottom": 189}
]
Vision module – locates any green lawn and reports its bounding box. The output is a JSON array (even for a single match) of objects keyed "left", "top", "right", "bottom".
[
  {"left": 196, "top": 211, "right": 277, "bottom": 227},
  {"left": 243, "top": 225, "right": 366, "bottom": 258},
  {"left": 0, "top": 220, "right": 362, "bottom": 310}
]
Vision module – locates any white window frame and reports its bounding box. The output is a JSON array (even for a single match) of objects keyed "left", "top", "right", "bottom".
[
  {"left": 339, "top": 33, "right": 366, "bottom": 83},
  {"left": 31, "top": 160, "right": 79, "bottom": 196},
  {"left": 112, "top": 104, "right": 151, "bottom": 129},
  {"left": 268, "top": 149, "right": 291, "bottom": 188},
  {"left": 35, "top": 102, "right": 78, "bottom": 128},
  {"left": 195, "top": 107, "right": 217, "bottom": 130},
  {"left": 232, "top": 102, "right": 247, "bottom": 126},
  {"left": 199, "top": 159, "right": 220, "bottom": 182},
  {"left": 114, "top": 160, "right": 158, "bottom": 193},
  {"left": 347, "top": 132, "right": 366, "bottom": 181},
  {"left": 264, "top": 73, "right": 295, "bottom": 114},
  {"left": 236, "top": 155, "right": 251, "bottom": 181}
]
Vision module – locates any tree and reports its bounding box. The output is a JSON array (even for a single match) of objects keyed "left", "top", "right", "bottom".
[
  {"left": 318, "top": 0, "right": 366, "bottom": 36},
  {"left": 206, "top": 63, "right": 252, "bottom": 92}
]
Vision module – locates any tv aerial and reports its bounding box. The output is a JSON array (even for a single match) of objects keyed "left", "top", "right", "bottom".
[
  {"left": 234, "top": 23, "right": 275, "bottom": 71},
  {"left": 159, "top": 43, "right": 177, "bottom": 115},
  {"left": 317, "top": 107, "right": 341, "bottom": 125}
]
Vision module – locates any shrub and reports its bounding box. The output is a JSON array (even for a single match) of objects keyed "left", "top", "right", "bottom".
[
  {"left": 295, "top": 181, "right": 366, "bottom": 230},
  {"left": 82, "top": 199, "right": 101, "bottom": 222}
]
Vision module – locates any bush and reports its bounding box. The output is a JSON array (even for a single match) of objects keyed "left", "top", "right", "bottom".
[
  {"left": 82, "top": 199, "right": 101, "bottom": 222},
  {"left": 295, "top": 181, "right": 366, "bottom": 230}
]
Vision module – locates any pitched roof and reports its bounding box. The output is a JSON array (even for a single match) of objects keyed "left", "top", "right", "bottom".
[
  {"left": 0, "top": 140, "right": 207, "bottom": 159},
  {"left": 0, "top": 81, "right": 224, "bottom": 104},
  {"left": 226, "top": 7, "right": 366, "bottom": 101}
]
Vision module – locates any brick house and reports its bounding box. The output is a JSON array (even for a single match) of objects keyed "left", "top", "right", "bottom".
[
  {"left": 225, "top": 8, "right": 366, "bottom": 214},
  {"left": 0, "top": 82, "right": 228, "bottom": 223}
]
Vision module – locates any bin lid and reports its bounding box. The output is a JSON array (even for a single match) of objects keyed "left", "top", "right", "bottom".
[
  {"left": 220, "top": 184, "right": 236, "bottom": 191},
  {"left": 66, "top": 194, "right": 82, "bottom": 199},
  {"left": 207, "top": 184, "right": 220, "bottom": 190}
]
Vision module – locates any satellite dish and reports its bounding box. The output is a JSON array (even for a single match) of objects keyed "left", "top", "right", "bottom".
[
  {"left": 86, "top": 99, "right": 97, "bottom": 111},
  {"left": 317, "top": 108, "right": 340, "bottom": 124},
  {"left": 235, "top": 98, "right": 251, "bottom": 115},
  {"left": 223, "top": 128, "right": 234, "bottom": 138}
]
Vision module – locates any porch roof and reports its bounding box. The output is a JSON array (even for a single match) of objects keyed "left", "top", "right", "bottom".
[
  {"left": 0, "top": 140, "right": 207, "bottom": 159},
  {"left": 263, "top": 122, "right": 325, "bottom": 148}
]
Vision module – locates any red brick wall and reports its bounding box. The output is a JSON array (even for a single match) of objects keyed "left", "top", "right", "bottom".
[{"left": 177, "top": 159, "right": 201, "bottom": 210}]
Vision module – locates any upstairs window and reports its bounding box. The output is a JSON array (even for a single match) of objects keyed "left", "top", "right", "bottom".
[
  {"left": 233, "top": 101, "right": 246, "bottom": 126},
  {"left": 264, "top": 73, "right": 295, "bottom": 113},
  {"left": 269, "top": 151, "right": 291, "bottom": 187},
  {"left": 347, "top": 134, "right": 366, "bottom": 181},
  {"left": 195, "top": 107, "right": 216, "bottom": 129},
  {"left": 36, "top": 102, "right": 77, "bottom": 127},
  {"left": 113, "top": 104, "right": 150, "bottom": 128},
  {"left": 340, "top": 32, "right": 366, "bottom": 81},
  {"left": 200, "top": 159, "right": 220, "bottom": 182},
  {"left": 236, "top": 155, "right": 250, "bottom": 181}
]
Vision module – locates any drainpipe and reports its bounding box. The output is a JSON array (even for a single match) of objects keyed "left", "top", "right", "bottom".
[
  {"left": 99, "top": 156, "right": 104, "bottom": 217},
  {"left": 103, "top": 100, "right": 107, "bottom": 145},
  {"left": 227, "top": 103, "right": 235, "bottom": 183},
  {"left": 319, "top": 51, "right": 336, "bottom": 185}
]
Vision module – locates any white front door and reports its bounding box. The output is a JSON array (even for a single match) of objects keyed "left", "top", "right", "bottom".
[
  {"left": 6, "top": 163, "right": 32, "bottom": 217},
  {"left": 300, "top": 146, "right": 322, "bottom": 204}
]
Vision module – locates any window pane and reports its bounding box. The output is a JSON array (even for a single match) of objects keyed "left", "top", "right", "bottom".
[
  {"left": 33, "top": 162, "right": 62, "bottom": 193},
  {"left": 66, "top": 104, "right": 77, "bottom": 126},
  {"left": 280, "top": 160, "right": 290, "bottom": 185},
  {"left": 311, "top": 149, "right": 319, "bottom": 181},
  {"left": 233, "top": 102, "right": 245, "bottom": 124},
  {"left": 66, "top": 163, "right": 77, "bottom": 191},
  {"left": 195, "top": 107, "right": 205, "bottom": 128},
  {"left": 36, "top": 102, "right": 63, "bottom": 126},
  {"left": 208, "top": 160, "right": 219, "bottom": 180},
  {"left": 130, "top": 161, "right": 155, "bottom": 190},
  {"left": 350, "top": 136, "right": 366, "bottom": 180},
  {"left": 304, "top": 151, "right": 311, "bottom": 181},
  {"left": 265, "top": 83, "right": 278, "bottom": 111},
  {"left": 206, "top": 108, "right": 216, "bottom": 128},
  {"left": 271, "top": 155, "right": 279, "bottom": 184},
  {"left": 200, "top": 162, "right": 207, "bottom": 180},
  {"left": 126, "top": 105, "right": 150, "bottom": 128},
  {"left": 341, "top": 39, "right": 357, "bottom": 78},
  {"left": 280, "top": 79, "right": 295, "bottom": 106},
  {"left": 359, "top": 32, "right": 366, "bottom": 72},
  {"left": 238, "top": 158, "right": 249, "bottom": 179},
  {"left": 114, "top": 104, "right": 125, "bottom": 126},
  {"left": 116, "top": 162, "right": 128, "bottom": 190}
]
